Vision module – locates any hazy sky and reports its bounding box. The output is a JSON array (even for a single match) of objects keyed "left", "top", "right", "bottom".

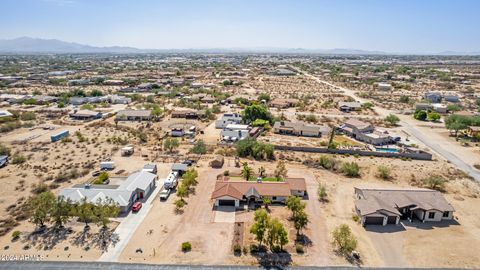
[{"left": 1, "top": 0, "right": 479, "bottom": 53}]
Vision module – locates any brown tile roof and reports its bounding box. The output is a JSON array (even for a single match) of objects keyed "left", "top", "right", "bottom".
[{"left": 285, "top": 178, "right": 307, "bottom": 191}]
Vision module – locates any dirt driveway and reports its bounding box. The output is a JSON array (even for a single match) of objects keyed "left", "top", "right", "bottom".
[{"left": 119, "top": 163, "right": 235, "bottom": 264}]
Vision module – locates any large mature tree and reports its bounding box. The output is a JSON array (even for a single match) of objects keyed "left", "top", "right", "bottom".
[
  {"left": 74, "top": 198, "right": 96, "bottom": 228},
  {"left": 51, "top": 196, "right": 72, "bottom": 227},
  {"left": 332, "top": 224, "right": 358, "bottom": 255},
  {"left": 250, "top": 209, "right": 270, "bottom": 247},
  {"left": 94, "top": 198, "right": 120, "bottom": 228},
  {"left": 293, "top": 210, "right": 309, "bottom": 236},
  {"left": 26, "top": 191, "right": 56, "bottom": 227},
  {"left": 266, "top": 218, "right": 289, "bottom": 251},
  {"left": 445, "top": 115, "right": 470, "bottom": 137},
  {"left": 241, "top": 104, "right": 272, "bottom": 124},
  {"left": 285, "top": 196, "right": 306, "bottom": 219}
]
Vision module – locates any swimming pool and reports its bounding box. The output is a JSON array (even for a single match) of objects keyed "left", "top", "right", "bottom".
[{"left": 376, "top": 147, "right": 399, "bottom": 153}]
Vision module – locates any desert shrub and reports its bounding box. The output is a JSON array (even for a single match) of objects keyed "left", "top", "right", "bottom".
[
  {"left": 11, "top": 230, "right": 21, "bottom": 240},
  {"left": 181, "top": 242, "right": 192, "bottom": 252},
  {"left": 11, "top": 154, "right": 26, "bottom": 164},
  {"left": 318, "top": 155, "right": 337, "bottom": 170},
  {"left": 423, "top": 175, "right": 448, "bottom": 191},
  {"left": 0, "top": 144, "right": 11, "bottom": 156},
  {"left": 351, "top": 215, "right": 360, "bottom": 223},
  {"left": 332, "top": 224, "right": 357, "bottom": 255},
  {"left": 318, "top": 183, "right": 328, "bottom": 202},
  {"left": 191, "top": 140, "right": 207, "bottom": 154},
  {"left": 20, "top": 112, "right": 36, "bottom": 121},
  {"left": 377, "top": 165, "right": 391, "bottom": 180},
  {"left": 295, "top": 244, "right": 304, "bottom": 254},
  {"left": 233, "top": 244, "right": 242, "bottom": 254},
  {"left": 341, "top": 162, "right": 360, "bottom": 177},
  {"left": 31, "top": 182, "right": 49, "bottom": 194}
]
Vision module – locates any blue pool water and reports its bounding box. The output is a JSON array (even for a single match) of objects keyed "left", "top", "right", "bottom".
[{"left": 376, "top": 147, "right": 399, "bottom": 153}]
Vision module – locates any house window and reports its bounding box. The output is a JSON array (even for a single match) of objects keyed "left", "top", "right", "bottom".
[
  {"left": 428, "top": 212, "right": 435, "bottom": 219},
  {"left": 272, "top": 196, "right": 277, "bottom": 200},
  {"left": 443, "top": 211, "right": 449, "bottom": 218}
]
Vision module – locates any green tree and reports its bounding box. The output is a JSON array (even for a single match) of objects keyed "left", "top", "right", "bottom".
[
  {"left": 176, "top": 184, "right": 188, "bottom": 201},
  {"left": 94, "top": 198, "right": 120, "bottom": 228},
  {"left": 286, "top": 196, "right": 306, "bottom": 220},
  {"left": 414, "top": 110, "right": 427, "bottom": 121},
  {"left": 241, "top": 162, "right": 252, "bottom": 180},
  {"left": 445, "top": 115, "right": 470, "bottom": 137},
  {"left": 164, "top": 138, "right": 179, "bottom": 153},
  {"left": 274, "top": 160, "right": 288, "bottom": 180},
  {"left": 262, "top": 197, "right": 272, "bottom": 209},
  {"left": 51, "top": 196, "right": 72, "bottom": 227},
  {"left": 266, "top": 218, "right": 289, "bottom": 251},
  {"left": 332, "top": 224, "right": 358, "bottom": 255},
  {"left": 384, "top": 114, "right": 400, "bottom": 126},
  {"left": 293, "top": 210, "right": 309, "bottom": 236},
  {"left": 250, "top": 209, "right": 269, "bottom": 247},
  {"left": 427, "top": 112, "right": 441, "bottom": 122},
  {"left": 191, "top": 140, "right": 207, "bottom": 154},
  {"left": 74, "top": 198, "right": 96, "bottom": 228},
  {"left": 26, "top": 191, "right": 56, "bottom": 227},
  {"left": 241, "top": 104, "right": 272, "bottom": 124}
]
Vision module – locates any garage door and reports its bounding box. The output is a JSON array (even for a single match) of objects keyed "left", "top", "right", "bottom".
[
  {"left": 364, "top": 216, "right": 384, "bottom": 225},
  {"left": 218, "top": 200, "right": 235, "bottom": 206},
  {"left": 387, "top": 216, "right": 397, "bottom": 224}
]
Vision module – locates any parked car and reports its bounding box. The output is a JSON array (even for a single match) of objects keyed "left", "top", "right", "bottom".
[
  {"left": 132, "top": 202, "right": 142, "bottom": 212},
  {"left": 182, "top": 159, "right": 195, "bottom": 166},
  {"left": 159, "top": 188, "right": 171, "bottom": 201},
  {"left": 91, "top": 171, "right": 101, "bottom": 177}
]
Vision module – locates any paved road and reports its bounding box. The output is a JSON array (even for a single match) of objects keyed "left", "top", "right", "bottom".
[
  {"left": 0, "top": 261, "right": 463, "bottom": 270},
  {"left": 98, "top": 179, "right": 163, "bottom": 262},
  {"left": 292, "top": 66, "right": 480, "bottom": 181}
]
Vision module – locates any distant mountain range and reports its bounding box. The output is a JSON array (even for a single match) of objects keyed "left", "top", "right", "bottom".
[{"left": 0, "top": 37, "right": 479, "bottom": 55}]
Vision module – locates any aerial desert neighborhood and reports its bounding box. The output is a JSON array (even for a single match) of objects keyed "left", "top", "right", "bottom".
[{"left": 0, "top": 0, "right": 479, "bottom": 269}]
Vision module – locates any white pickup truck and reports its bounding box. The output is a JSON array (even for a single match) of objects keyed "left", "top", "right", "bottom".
[{"left": 159, "top": 187, "right": 171, "bottom": 201}]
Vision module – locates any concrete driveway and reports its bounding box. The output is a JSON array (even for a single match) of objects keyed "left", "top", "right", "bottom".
[
  {"left": 98, "top": 179, "right": 163, "bottom": 262},
  {"left": 213, "top": 206, "right": 236, "bottom": 223}
]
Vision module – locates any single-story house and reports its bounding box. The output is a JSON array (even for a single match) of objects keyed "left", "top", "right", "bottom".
[
  {"left": 338, "top": 101, "right": 362, "bottom": 112},
  {"left": 270, "top": 98, "right": 299, "bottom": 109},
  {"left": 171, "top": 109, "right": 206, "bottom": 119},
  {"left": 69, "top": 110, "right": 103, "bottom": 121},
  {"left": 415, "top": 103, "right": 433, "bottom": 111},
  {"left": 220, "top": 124, "right": 250, "bottom": 142},
  {"left": 354, "top": 187, "right": 454, "bottom": 226},
  {"left": 171, "top": 128, "right": 184, "bottom": 137},
  {"left": 115, "top": 109, "right": 152, "bottom": 121},
  {"left": 432, "top": 103, "right": 447, "bottom": 114},
  {"left": 444, "top": 95, "right": 460, "bottom": 103},
  {"left": 273, "top": 121, "right": 330, "bottom": 137},
  {"left": 171, "top": 163, "right": 188, "bottom": 175},
  {"left": 211, "top": 178, "right": 307, "bottom": 208},
  {"left": 59, "top": 170, "right": 157, "bottom": 213}
]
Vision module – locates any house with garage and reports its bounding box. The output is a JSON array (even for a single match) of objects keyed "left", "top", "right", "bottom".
[
  {"left": 211, "top": 178, "right": 307, "bottom": 208},
  {"left": 59, "top": 170, "right": 157, "bottom": 213},
  {"left": 273, "top": 121, "right": 330, "bottom": 137},
  {"left": 269, "top": 98, "right": 299, "bottom": 109},
  {"left": 354, "top": 187, "right": 454, "bottom": 226}
]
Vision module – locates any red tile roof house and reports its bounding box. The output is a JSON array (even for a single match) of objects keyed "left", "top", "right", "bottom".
[{"left": 211, "top": 178, "right": 306, "bottom": 208}]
